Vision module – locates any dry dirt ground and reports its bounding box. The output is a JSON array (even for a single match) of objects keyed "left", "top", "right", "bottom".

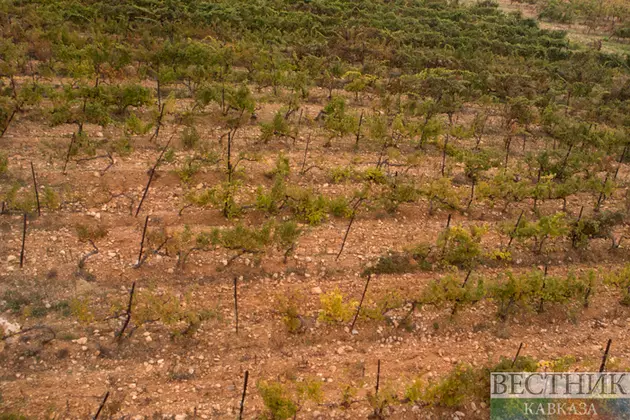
[{"left": 1, "top": 88, "right": 630, "bottom": 420}]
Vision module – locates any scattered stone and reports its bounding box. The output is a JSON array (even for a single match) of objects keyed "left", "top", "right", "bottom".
[{"left": 0, "top": 318, "right": 20, "bottom": 335}]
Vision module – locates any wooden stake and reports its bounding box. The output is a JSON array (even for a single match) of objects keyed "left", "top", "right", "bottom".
[
  {"left": 238, "top": 370, "right": 249, "bottom": 420},
  {"left": 63, "top": 133, "right": 76, "bottom": 174},
  {"left": 295, "top": 109, "right": 304, "bottom": 146},
  {"left": 571, "top": 206, "right": 585, "bottom": 248},
  {"left": 355, "top": 110, "right": 364, "bottom": 148},
  {"left": 31, "top": 162, "right": 40, "bottom": 216},
  {"left": 441, "top": 214, "right": 452, "bottom": 258},
  {"left": 577, "top": 205, "right": 584, "bottom": 221},
  {"left": 504, "top": 136, "right": 511, "bottom": 168},
  {"left": 441, "top": 136, "right": 449, "bottom": 176},
  {"left": 135, "top": 137, "right": 171, "bottom": 217},
  {"left": 556, "top": 143, "right": 574, "bottom": 179},
  {"left": 19, "top": 213, "right": 26, "bottom": 268},
  {"left": 614, "top": 145, "right": 628, "bottom": 181},
  {"left": 116, "top": 282, "right": 136, "bottom": 341},
  {"left": 350, "top": 275, "right": 372, "bottom": 332},
  {"left": 234, "top": 276, "right": 239, "bottom": 334},
  {"left": 441, "top": 115, "right": 453, "bottom": 176},
  {"left": 538, "top": 264, "right": 548, "bottom": 313},
  {"left": 595, "top": 173, "right": 610, "bottom": 211},
  {"left": 375, "top": 360, "right": 381, "bottom": 398},
  {"left": 451, "top": 269, "right": 472, "bottom": 315},
  {"left": 92, "top": 390, "right": 110, "bottom": 420},
  {"left": 0, "top": 108, "right": 17, "bottom": 139},
  {"left": 149, "top": 103, "right": 166, "bottom": 143},
  {"left": 467, "top": 178, "right": 476, "bottom": 210},
  {"left": 336, "top": 198, "right": 364, "bottom": 261},
  {"left": 599, "top": 339, "right": 612, "bottom": 373},
  {"left": 136, "top": 216, "right": 149, "bottom": 266},
  {"left": 300, "top": 134, "right": 311, "bottom": 174},
  {"left": 227, "top": 130, "right": 233, "bottom": 183},
  {"left": 506, "top": 210, "right": 524, "bottom": 249},
  {"left": 511, "top": 342, "right": 524, "bottom": 368},
  {"left": 533, "top": 166, "right": 542, "bottom": 212}
]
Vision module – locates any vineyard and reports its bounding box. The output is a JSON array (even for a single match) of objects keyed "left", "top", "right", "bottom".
[
  {"left": 1, "top": 0, "right": 630, "bottom": 418},
  {"left": 502, "top": 0, "right": 630, "bottom": 56}
]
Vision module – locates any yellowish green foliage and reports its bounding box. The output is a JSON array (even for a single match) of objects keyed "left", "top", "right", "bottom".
[
  {"left": 423, "top": 177, "right": 461, "bottom": 213},
  {"left": 258, "top": 378, "right": 322, "bottom": 420},
  {"left": 133, "top": 289, "right": 217, "bottom": 335},
  {"left": 603, "top": 264, "right": 630, "bottom": 305},
  {"left": 2, "top": 183, "right": 36, "bottom": 212},
  {"left": 436, "top": 225, "right": 487, "bottom": 268},
  {"left": 318, "top": 289, "right": 358, "bottom": 323}
]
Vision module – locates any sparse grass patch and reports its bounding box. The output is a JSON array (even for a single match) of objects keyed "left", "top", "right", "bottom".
[{"left": 75, "top": 223, "right": 108, "bottom": 242}]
